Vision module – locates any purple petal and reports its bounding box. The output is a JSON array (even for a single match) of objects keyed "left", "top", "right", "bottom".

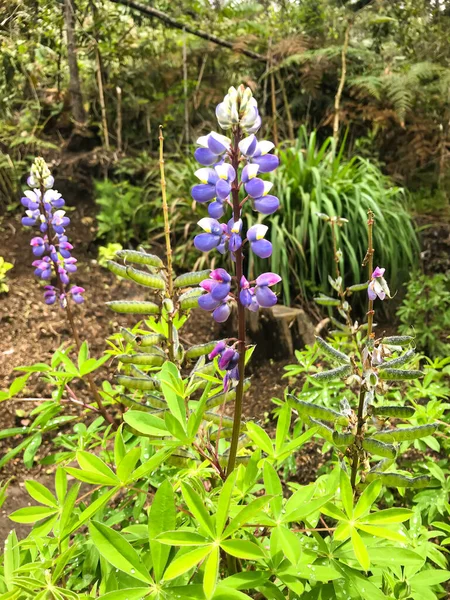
[
  {"left": 252, "top": 154, "right": 279, "bottom": 173},
  {"left": 194, "top": 148, "right": 219, "bottom": 166},
  {"left": 251, "top": 239, "right": 272, "bottom": 259},
  {"left": 207, "top": 132, "right": 228, "bottom": 155},
  {"left": 372, "top": 266, "right": 385, "bottom": 278},
  {"left": 198, "top": 293, "right": 221, "bottom": 311},
  {"left": 239, "top": 134, "right": 257, "bottom": 157},
  {"left": 256, "top": 272, "right": 282, "bottom": 287},
  {"left": 211, "top": 268, "right": 231, "bottom": 282},
  {"left": 215, "top": 179, "right": 231, "bottom": 200},
  {"left": 218, "top": 347, "right": 235, "bottom": 369},
  {"left": 191, "top": 184, "right": 216, "bottom": 203},
  {"left": 229, "top": 233, "right": 242, "bottom": 253},
  {"left": 22, "top": 217, "right": 36, "bottom": 226},
  {"left": 194, "top": 233, "right": 221, "bottom": 252},
  {"left": 240, "top": 288, "right": 253, "bottom": 307},
  {"left": 255, "top": 286, "right": 278, "bottom": 307},
  {"left": 208, "top": 201, "right": 225, "bottom": 219},
  {"left": 368, "top": 283, "right": 377, "bottom": 301},
  {"left": 209, "top": 340, "right": 226, "bottom": 360},
  {"left": 245, "top": 177, "right": 265, "bottom": 198},
  {"left": 211, "top": 281, "right": 231, "bottom": 301},
  {"left": 213, "top": 302, "right": 231, "bottom": 323},
  {"left": 253, "top": 195, "right": 280, "bottom": 215}
]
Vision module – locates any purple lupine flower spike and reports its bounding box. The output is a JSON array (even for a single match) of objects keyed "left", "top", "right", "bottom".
[{"left": 21, "top": 157, "right": 84, "bottom": 307}]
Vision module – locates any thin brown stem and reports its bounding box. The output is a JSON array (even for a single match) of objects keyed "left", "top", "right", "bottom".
[
  {"left": 365, "top": 210, "right": 375, "bottom": 339},
  {"left": 226, "top": 126, "right": 246, "bottom": 477},
  {"left": 333, "top": 24, "right": 351, "bottom": 144},
  {"left": 159, "top": 126, "right": 175, "bottom": 362}
]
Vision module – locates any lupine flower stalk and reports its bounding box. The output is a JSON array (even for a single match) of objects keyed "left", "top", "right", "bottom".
[
  {"left": 21, "top": 157, "right": 113, "bottom": 426},
  {"left": 191, "top": 85, "right": 281, "bottom": 475}
]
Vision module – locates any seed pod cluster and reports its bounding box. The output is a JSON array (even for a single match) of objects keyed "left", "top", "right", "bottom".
[
  {"left": 314, "top": 295, "right": 341, "bottom": 307},
  {"left": 288, "top": 396, "right": 349, "bottom": 425},
  {"left": 117, "top": 353, "right": 165, "bottom": 367},
  {"left": 106, "top": 260, "right": 132, "bottom": 280},
  {"left": 312, "top": 364, "right": 352, "bottom": 382},
  {"left": 126, "top": 266, "right": 165, "bottom": 290},
  {"left": 378, "top": 369, "right": 423, "bottom": 381},
  {"left": 179, "top": 288, "right": 204, "bottom": 310},
  {"left": 372, "top": 406, "right": 415, "bottom": 419},
  {"left": 362, "top": 438, "right": 397, "bottom": 459},
  {"left": 365, "top": 472, "right": 431, "bottom": 489},
  {"left": 185, "top": 340, "right": 223, "bottom": 360},
  {"left": 117, "top": 375, "right": 161, "bottom": 391}
]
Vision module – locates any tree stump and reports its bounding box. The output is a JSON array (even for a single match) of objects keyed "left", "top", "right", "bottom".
[{"left": 223, "top": 305, "right": 315, "bottom": 362}]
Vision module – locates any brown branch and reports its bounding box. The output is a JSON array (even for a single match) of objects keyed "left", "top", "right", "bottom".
[
  {"left": 108, "top": 0, "right": 265, "bottom": 62},
  {"left": 333, "top": 24, "right": 352, "bottom": 144}
]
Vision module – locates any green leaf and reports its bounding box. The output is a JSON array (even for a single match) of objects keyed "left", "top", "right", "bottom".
[
  {"left": 362, "top": 508, "right": 413, "bottom": 524},
  {"left": 410, "top": 570, "right": 450, "bottom": 585},
  {"left": 117, "top": 447, "right": 141, "bottom": 483},
  {"left": 157, "top": 530, "right": 211, "bottom": 546},
  {"left": 64, "top": 487, "right": 118, "bottom": 538},
  {"left": 130, "top": 447, "right": 174, "bottom": 480},
  {"left": 223, "top": 496, "right": 272, "bottom": 539},
  {"left": 76, "top": 451, "right": 119, "bottom": 483},
  {"left": 263, "top": 462, "right": 283, "bottom": 519},
  {"left": 159, "top": 362, "right": 186, "bottom": 426},
  {"left": 222, "top": 571, "right": 270, "bottom": 590},
  {"left": 181, "top": 482, "right": 215, "bottom": 538},
  {"left": 163, "top": 546, "right": 212, "bottom": 581},
  {"left": 98, "top": 590, "right": 150, "bottom": 600},
  {"left": 9, "top": 506, "right": 58, "bottom": 523},
  {"left": 23, "top": 433, "right": 42, "bottom": 468},
  {"left": 123, "top": 411, "right": 168, "bottom": 437},
  {"left": 203, "top": 546, "right": 219, "bottom": 599},
  {"left": 25, "top": 480, "right": 58, "bottom": 508},
  {"left": 282, "top": 493, "right": 334, "bottom": 523},
  {"left": 340, "top": 470, "right": 353, "bottom": 519},
  {"left": 273, "top": 526, "right": 301, "bottom": 565},
  {"left": 3, "top": 530, "right": 19, "bottom": 591},
  {"left": 216, "top": 470, "right": 237, "bottom": 537},
  {"left": 220, "top": 539, "right": 265, "bottom": 560},
  {"left": 246, "top": 422, "right": 273, "bottom": 456},
  {"left": 77, "top": 341, "right": 89, "bottom": 370},
  {"left": 357, "top": 524, "right": 407, "bottom": 543},
  {"left": 351, "top": 528, "right": 370, "bottom": 571},
  {"left": 149, "top": 479, "right": 176, "bottom": 582},
  {"left": 354, "top": 480, "right": 381, "bottom": 519},
  {"left": 89, "top": 520, "right": 153, "bottom": 584}
]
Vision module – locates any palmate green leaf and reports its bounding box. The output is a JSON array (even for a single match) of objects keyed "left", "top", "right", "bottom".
[
  {"left": 123, "top": 411, "right": 168, "bottom": 437},
  {"left": 263, "top": 462, "right": 283, "bottom": 519},
  {"left": 181, "top": 482, "right": 215, "bottom": 538},
  {"left": 351, "top": 528, "right": 370, "bottom": 571},
  {"left": 220, "top": 539, "right": 265, "bottom": 560},
  {"left": 354, "top": 480, "right": 381, "bottom": 519},
  {"left": 4, "top": 530, "right": 19, "bottom": 592},
  {"left": 99, "top": 589, "right": 150, "bottom": 600},
  {"left": 357, "top": 523, "right": 407, "bottom": 543},
  {"left": 410, "top": 569, "right": 450, "bottom": 586},
  {"left": 273, "top": 525, "right": 302, "bottom": 565},
  {"left": 222, "top": 571, "right": 270, "bottom": 590},
  {"left": 362, "top": 508, "right": 413, "bottom": 524},
  {"left": 223, "top": 495, "right": 273, "bottom": 539},
  {"left": 157, "top": 530, "right": 211, "bottom": 546},
  {"left": 149, "top": 479, "right": 176, "bottom": 582},
  {"left": 63, "top": 487, "right": 119, "bottom": 538},
  {"left": 76, "top": 450, "right": 119, "bottom": 483},
  {"left": 163, "top": 546, "right": 212, "bottom": 581},
  {"left": 24, "top": 480, "right": 58, "bottom": 508},
  {"left": 203, "top": 546, "right": 219, "bottom": 599},
  {"left": 246, "top": 422, "right": 273, "bottom": 456},
  {"left": 89, "top": 520, "right": 153, "bottom": 584},
  {"left": 116, "top": 447, "right": 141, "bottom": 482},
  {"left": 130, "top": 447, "right": 174, "bottom": 480},
  {"left": 216, "top": 470, "right": 237, "bottom": 537},
  {"left": 23, "top": 433, "right": 42, "bottom": 468},
  {"left": 9, "top": 506, "right": 58, "bottom": 523},
  {"left": 282, "top": 493, "right": 334, "bottom": 523}
]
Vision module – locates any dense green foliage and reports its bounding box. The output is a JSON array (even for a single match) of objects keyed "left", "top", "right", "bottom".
[{"left": 397, "top": 273, "right": 450, "bottom": 357}]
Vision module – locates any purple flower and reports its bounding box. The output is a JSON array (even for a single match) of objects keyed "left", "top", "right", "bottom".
[
  {"left": 194, "top": 218, "right": 225, "bottom": 252},
  {"left": 209, "top": 341, "right": 227, "bottom": 360},
  {"left": 43, "top": 285, "right": 57, "bottom": 305},
  {"left": 255, "top": 272, "right": 281, "bottom": 307},
  {"left": 239, "top": 135, "right": 279, "bottom": 173},
  {"left": 209, "top": 268, "right": 232, "bottom": 300},
  {"left": 208, "top": 340, "right": 240, "bottom": 390},
  {"left": 194, "top": 132, "right": 230, "bottom": 166},
  {"left": 191, "top": 168, "right": 219, "bottom": 203},
  {"left": 30, "top": 237, "right": 46, "bottom": 257},
  {"left": 70, "top": 286, "right": 85, "bottom": 304},
  {"left": 368, "top": 266, "right": 390, "bottom": 301},
  {"left": 247, "top": 224, "right": 272, "bottom": 258}
]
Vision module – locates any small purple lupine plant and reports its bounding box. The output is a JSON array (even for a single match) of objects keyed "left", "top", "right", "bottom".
[
  {"left": 191, "top": 85, "right": 281, "bottom": 474},
  {"left": 21, "top": 157, "right": 85, "bottom": 308}
]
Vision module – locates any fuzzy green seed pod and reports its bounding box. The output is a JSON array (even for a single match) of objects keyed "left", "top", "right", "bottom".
[
  {"left": 120, "top": 327, "right": 136, "bottom": 344},
  {"left": 117, "top": 375, "right": 161, "bottom": 391},
  {"left": 117, "top": 353, "right": 165, "bottom": 367},
  {"left": 162, "top": 298, "right": 175, "bottom": 314},
  {"left": 126, "top": 266, "right": 165, "bottom": 290},
  {"left": 179, "top": 288, "right": 204, "bottom": 310},
  {"left": 143, "top": 394, "right": 168, "bottom": 409},
  {"left": 312, "top": 364, "right": 352, "bottom": 382},
  {"left": 288, "top": 396, "right": 348, "bottom": 425},
  {"left": 362, "top": 438, "right": 397, "bottom": 459},
  {"left": 372, "top": 423, "right": 437, "bottom": 443},
  {"left": 120, "top": 395, "right": 155, "bottom": 412},
  {"left": 381, "top": 336, "right": 414, "bottom": 346},
  {"left": 314, "top": 295, "right": 341, "bottom": 307},
  {"left": 203, "top": 411, "right": 235, "bottom": 429},
  {"left": 210, "top": 428, "right": 234, "bottom": 441},
  {"left": 185, "top": 340, "right": 223, "bottom": 360},
  {"left": 378, "top": 369, "right": 423, "bottom": 381},
  {"left": 379, "top": 349, "right": 415, "bottom": 370},
  {"left": 372, "top": 406, "right": 415, "bottom": 419},
  {"left": 308, "top": 417, "right": 334, "bottom": 444},
  {"left": 174, "top": 269, "right": 212, "bottom": 288},
  {"left": 332, "top": 431, "right": 355, "bottom": 448},
  {"left": 347, "top": 282, "right": 369, "bottom": 292},
  {"left": 116, "top": 249, "right": 163, "bottom": 268},
  {"left": 365, "top": 472, "right": 431, "bottom": 488},
  {"left": 106, "top": 301, "right": 160, "bottom": 315},
  {"left": 315, "top": 336, "right": 350, "bottom": 364},
  {"left": 138, "top": 333, "right": 165, "bottom": 347},
  {"left": 206, "top": 379, "right": 251, "bottom": 410},
  {"left": 106, "top": 261, "right": 132, "bottom": 280}
]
